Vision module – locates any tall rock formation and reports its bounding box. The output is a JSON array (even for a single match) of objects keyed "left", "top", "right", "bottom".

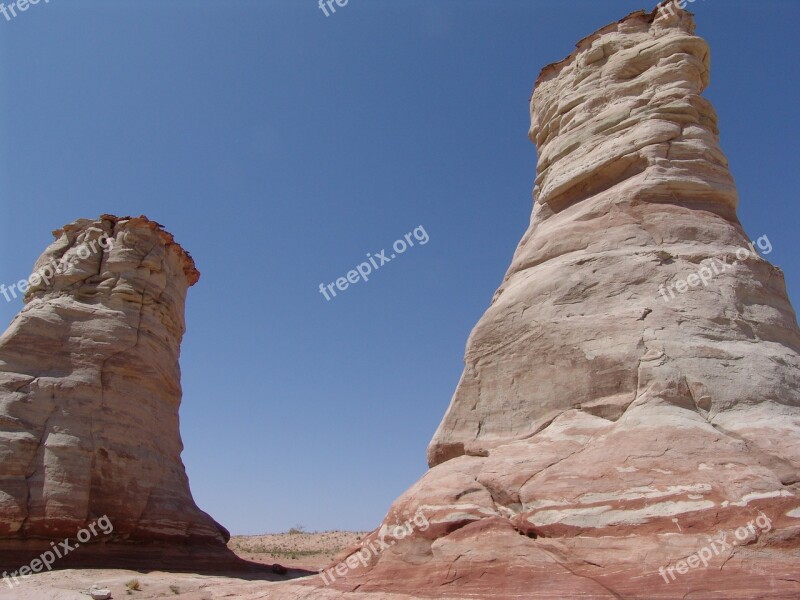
[
  {"left": 270, "top": 4, "right": 800, "bottom": 599},
  {"left": 0, "top": 216, "right": 231, "bottom": 567}
]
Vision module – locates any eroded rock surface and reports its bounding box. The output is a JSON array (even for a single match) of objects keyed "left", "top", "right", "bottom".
[
  {"left": 263, "top": 4, "right": 800, "bottom": 599},
  {"left": 0, "top": 215, "right": 231, "bottom": 567}
]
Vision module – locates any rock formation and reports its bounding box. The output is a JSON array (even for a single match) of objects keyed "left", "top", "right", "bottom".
[
  {"left": 268, "top": 3, "right": 800, "bottom": 598},
  {"left": 0, "top": 215, "right": 233, "bottom": 568}
]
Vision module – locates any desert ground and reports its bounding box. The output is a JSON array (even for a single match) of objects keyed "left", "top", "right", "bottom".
[
  {"left": 228, "top": 530, "right": 366, "bottom": 570},
  {"left": 0, "top": 531, "right": 365, "bottom": 599}
]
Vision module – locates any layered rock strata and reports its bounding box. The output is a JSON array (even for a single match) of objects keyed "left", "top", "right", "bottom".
[
  {"left": 0, "top": 215, "right": 233, "bottom": 568},
  {"left": 267, "top": 4, "right": 800, "bottom": 599}
]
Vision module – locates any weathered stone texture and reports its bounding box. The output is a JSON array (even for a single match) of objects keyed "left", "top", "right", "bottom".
[
  {"left": 262, "top": 5, "right": 800, "bottom": 598},
  {"left": 0, "top": 216, "right": 228, "bottom": 556}
]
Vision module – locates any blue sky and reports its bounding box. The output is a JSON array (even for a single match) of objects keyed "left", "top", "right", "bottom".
[{"left": 1, "top": 0, "right": 798, "bottom": 535}]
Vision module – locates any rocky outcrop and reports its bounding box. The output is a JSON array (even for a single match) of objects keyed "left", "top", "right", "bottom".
[
  {"left": 265, "top": 4, "right": 800, "bottom": 598},
  {"left": 0, "top": 216, "right": 232, "bottom": 568}
]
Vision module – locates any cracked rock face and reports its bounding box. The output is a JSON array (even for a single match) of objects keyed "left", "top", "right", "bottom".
[
  {"left": 0, "top": 216, "right": 228, "bottom": 556},
  {"left": 271, "top": 5, "right": 800, "bottom": 599}
]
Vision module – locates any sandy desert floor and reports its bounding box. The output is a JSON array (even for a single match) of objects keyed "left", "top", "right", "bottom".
[
  {"left": 0, "top": 531, "right": 367, "bottom": 599},
  {"left": 228, "top": 530, "right": 367, "bottom": 570}
]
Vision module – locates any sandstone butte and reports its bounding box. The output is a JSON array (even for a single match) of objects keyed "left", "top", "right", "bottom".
[
  {"left": 0, "top": 215, "right": 245, "bottom": 570},
  {"left": 261, "top": 3, "right": 800, "bottom": 599},
  {"left": 1, "top": 2, "right": 799, "bottom": 600}
]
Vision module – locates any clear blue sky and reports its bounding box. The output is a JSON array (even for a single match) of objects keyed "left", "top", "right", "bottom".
[{"left": 1, "top": 1, "right": 798, "bottom": 535}]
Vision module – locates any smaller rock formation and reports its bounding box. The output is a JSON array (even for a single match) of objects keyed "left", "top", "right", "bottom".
[{"left": 0, "top": 215, "right": 235, "bottom": 569}]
